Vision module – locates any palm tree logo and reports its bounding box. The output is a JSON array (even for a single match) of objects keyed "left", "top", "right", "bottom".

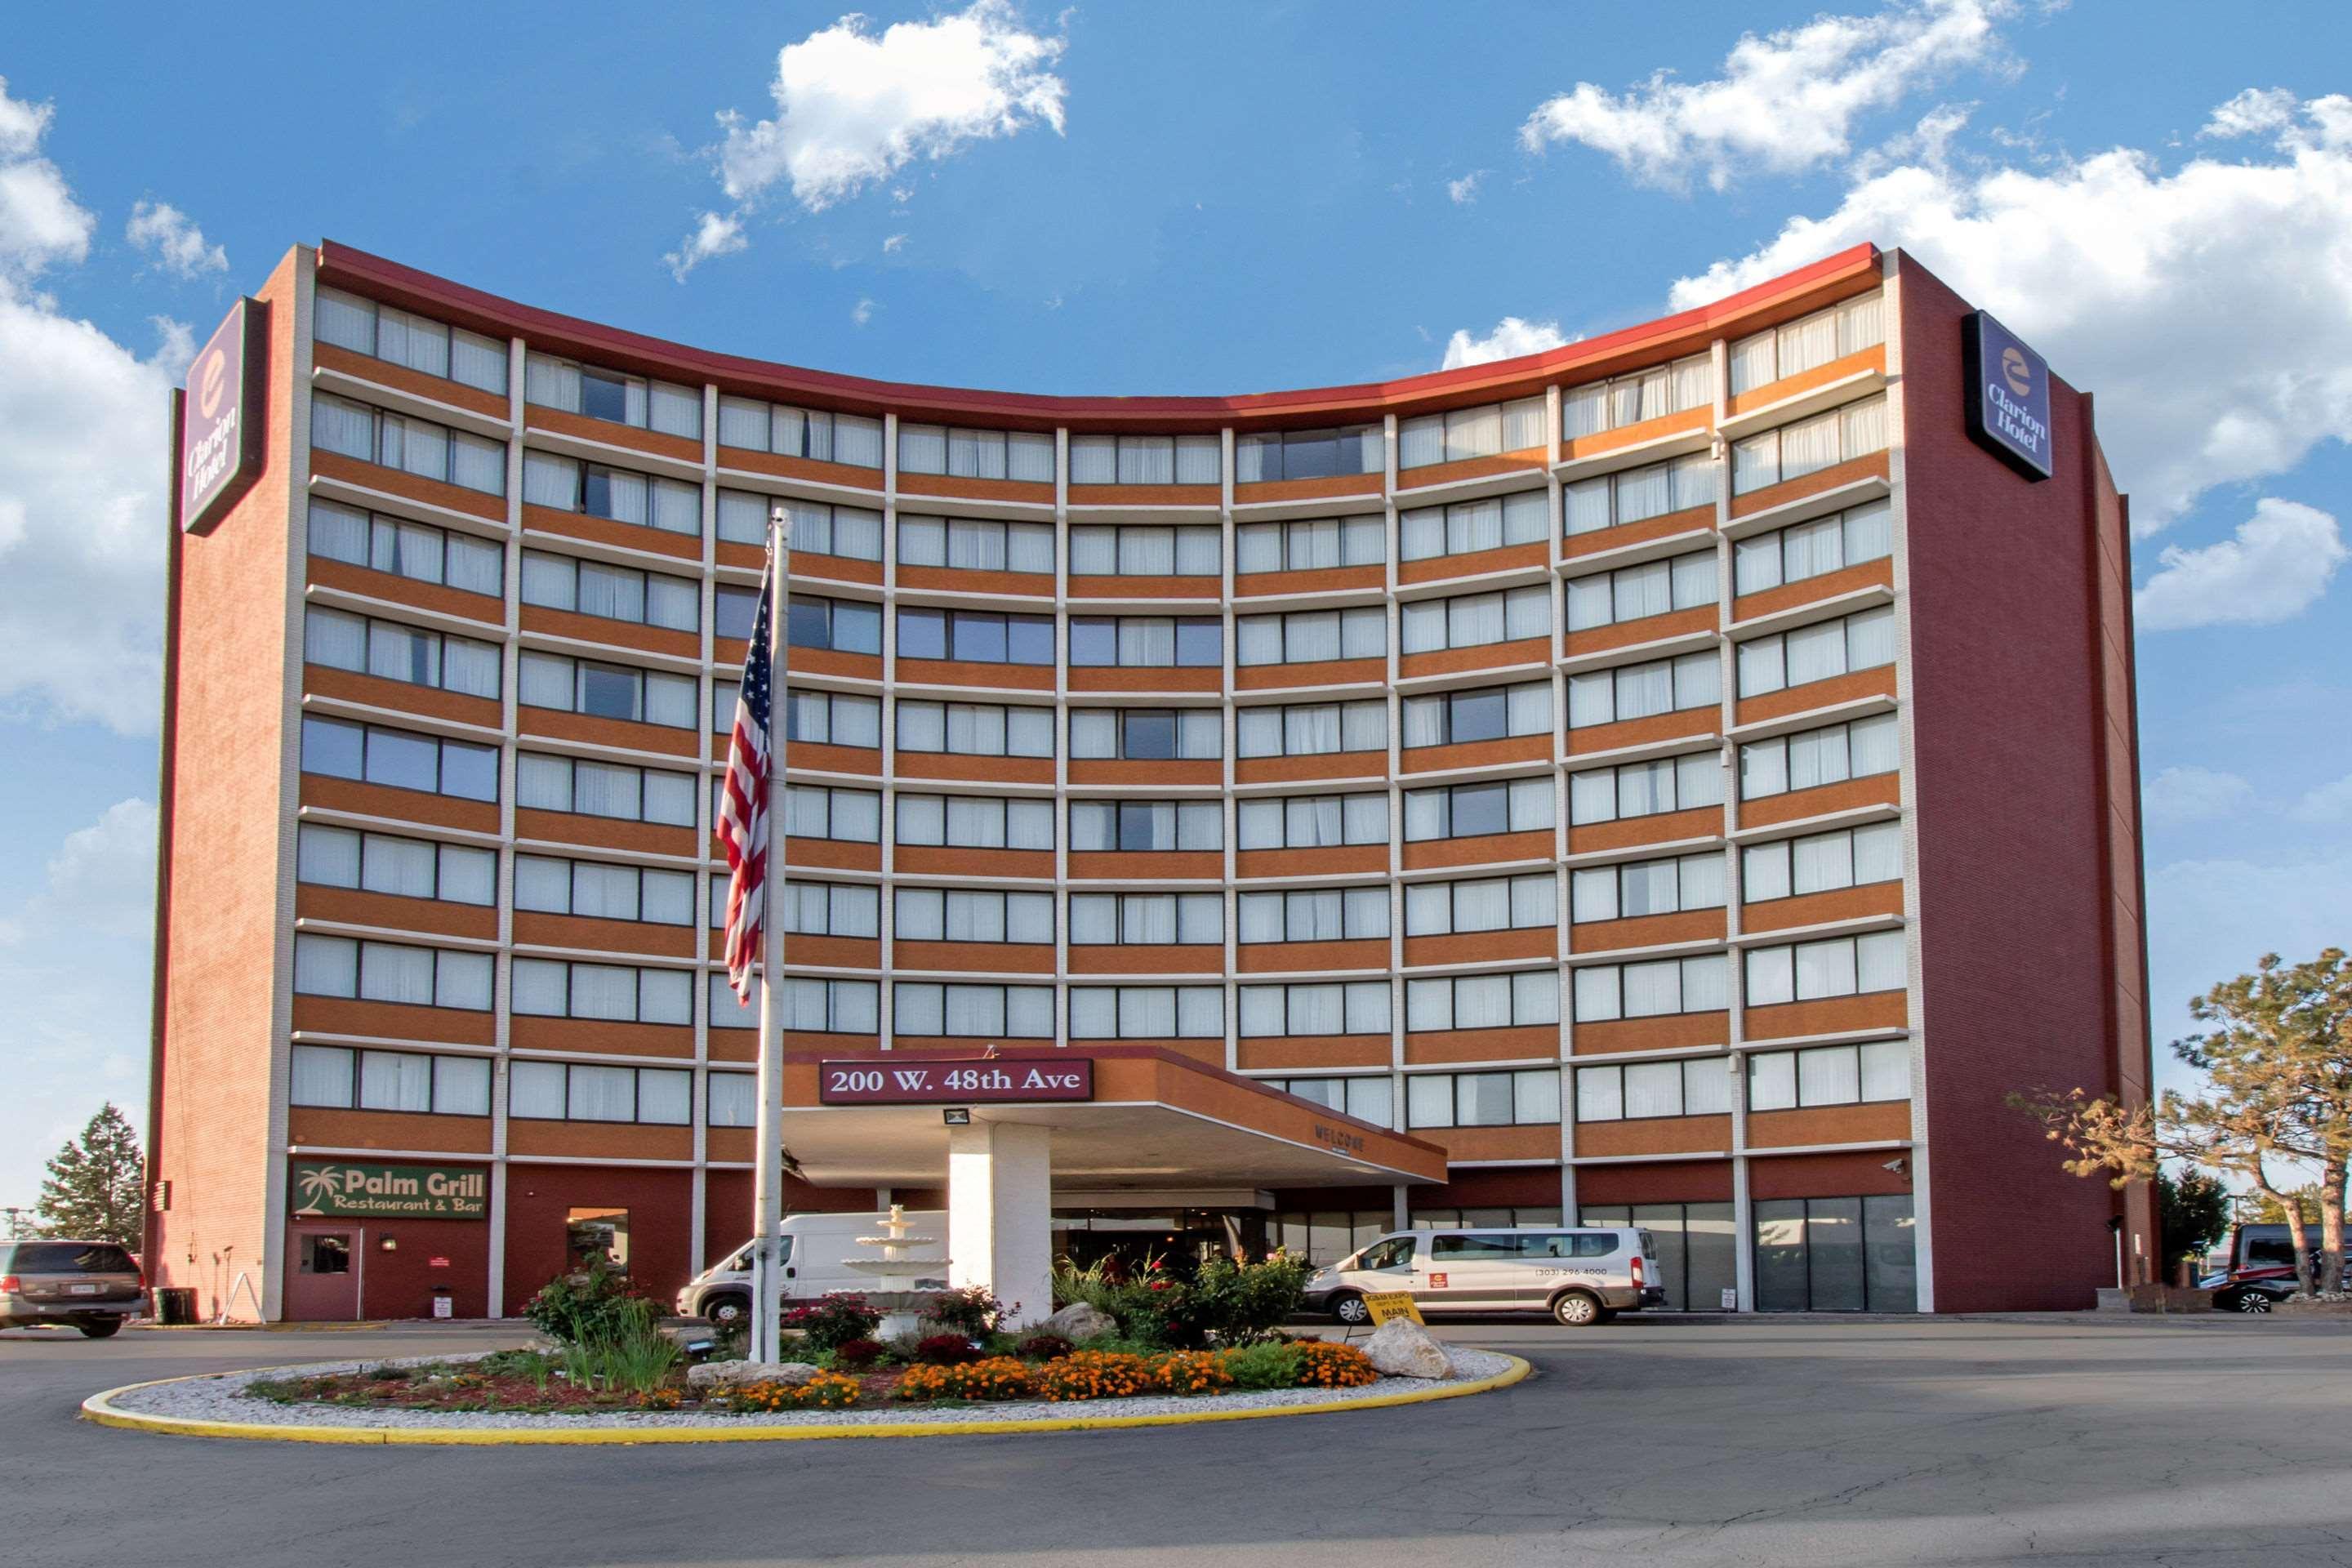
[{"left": 296, "top": 1167, "right": 345, "bottom": 1214}]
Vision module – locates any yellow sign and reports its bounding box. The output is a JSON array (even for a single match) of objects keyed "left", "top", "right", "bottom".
[{"left": 1362, "top": 1290, "right": 1423, "bottom": 1326}]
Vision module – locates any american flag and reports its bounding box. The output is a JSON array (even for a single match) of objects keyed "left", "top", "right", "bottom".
[{"left": 717, "top": 547, "right": 775, "bottom": 1004}]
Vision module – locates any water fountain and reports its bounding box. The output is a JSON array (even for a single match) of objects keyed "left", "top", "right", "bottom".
[{"left": 844, "top": 1204, "right": 950, "bottom": 1339}]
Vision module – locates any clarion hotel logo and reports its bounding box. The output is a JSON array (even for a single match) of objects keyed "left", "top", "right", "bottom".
[
  {"left": 178, "top": 296, "right": 266, "bottom": 534},
  {"left": 1962, "top": 310, "right": 2055, "bottom": 482}
]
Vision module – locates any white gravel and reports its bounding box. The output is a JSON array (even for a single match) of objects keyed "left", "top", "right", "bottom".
[{"left": 105, "top": 1348, "right": 1517, "bottom": 1434}]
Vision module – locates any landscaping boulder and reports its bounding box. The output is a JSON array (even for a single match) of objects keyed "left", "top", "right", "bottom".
[
  {"left": 686, "top": 1359, "right": 822, "bottom": 1392},
  {"left": 1362, "top": 1318, "right": 1455, "bottom": 1380},
  {"left": 1042, "top": 1302, "right": 1117, "bottom": 1343}
]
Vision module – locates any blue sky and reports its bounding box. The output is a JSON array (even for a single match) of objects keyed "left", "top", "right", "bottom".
[{"left": 2, "top": 1, "right": 2347, "bottom": 1210}]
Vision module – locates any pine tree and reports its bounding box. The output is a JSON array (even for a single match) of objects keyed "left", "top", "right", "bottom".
[{"left": 35, "top": 1104, "right": 145, "bottom": 1250}]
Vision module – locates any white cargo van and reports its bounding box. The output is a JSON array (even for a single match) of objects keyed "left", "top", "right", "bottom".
[
  {"left": 675, "top": 1210, "right": 947, "bottom": 1326},
  {"left": 1302, "top": 1226, "right": 1663, "bottom": 1326}
]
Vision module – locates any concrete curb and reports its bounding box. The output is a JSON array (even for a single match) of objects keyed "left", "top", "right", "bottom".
[{"left": 80, "top": 1354, "right": 1531, "bottom": 1446}]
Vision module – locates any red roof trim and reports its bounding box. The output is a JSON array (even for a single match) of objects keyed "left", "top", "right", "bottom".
[{"left": 316, "top": 240, "right": 1881, "bottom": 432}]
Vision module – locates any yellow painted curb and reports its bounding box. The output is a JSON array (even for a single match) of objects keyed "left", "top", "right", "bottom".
[{"left": 81, "top": 1354, "right": 1531, "bottom": 1446}]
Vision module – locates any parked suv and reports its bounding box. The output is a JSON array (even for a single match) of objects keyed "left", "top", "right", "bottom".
[
  {"left": 1303, "top": 1226, "right": 1663, "bottom": 1327},
  {"left": 0, "top": 1240, "right": 145, "bottom": 1338},
  {"left": 2205, "top": 1223, "right": 2350, "bottom": 1313}
]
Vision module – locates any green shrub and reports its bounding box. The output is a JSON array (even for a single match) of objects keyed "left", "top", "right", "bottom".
[
  {"left": 523, "top": 1258, "right": 657, "bottom": 1349},
  {"left": 780, "top": 1294, "right": 881, "bottom": 1352},
  {"left": 923, "top": 1284, "right": 1012, "bottom": 1338},
  {"left": 1049, "top": 1254, "right": 1309, "bottom": 1349},
  {"left": 1216, "top": 1341, "right": 1305, "bottom": 1390}
]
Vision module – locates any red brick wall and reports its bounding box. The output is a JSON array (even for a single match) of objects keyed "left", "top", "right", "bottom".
[
  {"left": 1895, "top": 252, "right": 2151, "bottom": 1311},
  {"left": 501, "top": 1165, "right": 696, "bottom": 1316}
]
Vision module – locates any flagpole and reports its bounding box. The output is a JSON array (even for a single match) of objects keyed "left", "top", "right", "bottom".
[{"left": 751, "top": 506, "right": 791, "bottom": 1364}]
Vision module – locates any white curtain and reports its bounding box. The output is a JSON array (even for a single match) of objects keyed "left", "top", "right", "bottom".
[
  {"left": 358, "top": 943, "right": 435, "bottom": 1006},
  {"left": 1842, "top": 396, "right": 1887, "bottom": 457},
  {"left": 1571, "top": 867, "right": 1618, "bottom": 922},
  {"left": 1673, "top": 652, "right": 1721, "bottom": 707},
  {"left": 304, "top": 608, "right": 367, "bottom": 671},
  {"left": 1621, "top": 960, "right": 1681, "bottom": 1018},
  {"left": 1238, "top": 893, "right": 1283, "bottom": 944},
  {"left": 363, "top": 835, "right": 436, "bottom": 899},
  {"left": 1746, "top": 947, "right": 1797, "bottom": 1006},
  {"left": 1513, "top": 969, "right": 1559, "bottom": 1025},
  {"left": 1785, "top": 621, "right": 1847, "bottom": 686},
  {"left": 1681, "top": 1059, "right": 1733, "bottom": 1116},
  {"left": 1747, "top": 1053, "right": 1797, "bottom": 1111},
  {"left": 1778, "top": 309, "right": 1840, "bottom": 379},
  {"left": 1671, "top": 551, "right": 1717, "bottom": 610},
  {"left": 1624, "top": 1061, "right": 1682, "bottom": 1119},
  {"left": 1454, "top": 880, "right": 1508, "bottom": 933},
  {"left": 1342, "top": 885, "right": 1388, "bottom": 937},
  {"left": 1846, "top": 606, "right": 1897, "bottom": 670},
  {"left": 1397, "top": 416, "right": 1443, "bottom": 469},
  {"left": 1407, "top": 979, "right": 1452, "bottom": 1032},
  {"left": 1566, "top": 575, "right": 1612, "bottom": 631},
  {"left": 1615, "top": 463, "right": 1672, "bottom": 523},
  {"left": 1616, "top": 662, "right": 1673, "bottom": 719},
  {"left": 509, "top": 1061, "right": 568, "bottom": 1119},
  {"left": 568, "top": 1066, "right": 635, "bottom": 1121},
  {"left": 1449, "top": 592, "right": 1504, "bottom": 648},
  {"left": 1564, "top": 476, "right": 1611, "bottom": 534},
  {"left": 1780, "top": 409, "right": 1842, "bottom": 479},
  {"left": 1793, "top": 831, "right": 1853, "bottom": 895},
  {"left": 1570, "top": 770, "right": 1617, "bottom": 824},
  {"left": 1343, "top": 982, "right": 1388, "bottom": 1034},
  {"left": 353, "top": 1052, "right": 435, "bottom": 1114},
  {"left": 1400, "top": 599, "right": 1446, "bottom": 653},
  {"left": 1119, "top": 437, "right": 1175, "bottom": 484},
  {"left": 1562, "top": 384, "right": 1610, "bottom": 438},
  {"left": 1572, "top": 968, "right": 1621, "bottom": 1022},
  {"left": 1743, "top": 843, "right": 1793, "bottom": 902},
  {"left": 1797, "top": 1047, "right": 1860, "bottom": 1106},
  {"left": 291, "top": 1045, "right": 353, "bottom": 1106},
  {"left": 1856, "top": 930, "right": 1908, "bottom": 993},
  {"left": 1859, "top": 1040, "right": 1911, "bottom": 1100},
  {"left": 1576, "top": 1068, "right": 1624, "bottom": 1123},
  {"left": 1849, "top": 713, "right": 1900, "bottom": 776},
  {"left": 1729, "top": 332, "right": 1776, "bottom": 396},
  {"left": 1239, "top": 987, "right": 1285, "bottom": 1036},
  {"left": 1793, "top": 938, "right": 1858, "bottom": 1000},
  {"left": 1505, "top": 586, "right": 1551, "bottom": 640}
]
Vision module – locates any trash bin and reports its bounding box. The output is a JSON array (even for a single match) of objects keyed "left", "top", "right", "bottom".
[
  {"left": 153, "top": 1286, "right": 197, "bottom": 1325},
  {"left": 430, "top": 1285, "right": 454, "bottom": 1320}
]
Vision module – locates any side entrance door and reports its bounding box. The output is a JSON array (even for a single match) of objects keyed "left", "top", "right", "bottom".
[{"left": 285, "top": 1226, "right": 361, "bottom": 1321}]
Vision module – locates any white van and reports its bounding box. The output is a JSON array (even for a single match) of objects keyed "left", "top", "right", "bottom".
[
  {"left": 1302, "top": 1227, "right": 1662, "bottom": 1327},
  {"left": 675, "top": 1210, "right": 947, "bottom": 1326}
]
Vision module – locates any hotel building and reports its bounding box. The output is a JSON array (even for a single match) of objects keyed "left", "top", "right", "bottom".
[{"left": 146, "top": 240, "right": 2154, "bottom": 1321}]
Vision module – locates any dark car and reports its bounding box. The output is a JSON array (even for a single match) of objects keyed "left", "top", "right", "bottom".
[
  {"left": 0, "top": 1240, "right": 145, "bottom": 1337},
  {"left": 2207, "top": 1224, "right": 2346, "bottom": 1314}
]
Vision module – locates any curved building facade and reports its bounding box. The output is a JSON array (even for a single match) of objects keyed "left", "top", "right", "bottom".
[{"left": 148, "top": 240, "right": 2155, "bottom": 1321}]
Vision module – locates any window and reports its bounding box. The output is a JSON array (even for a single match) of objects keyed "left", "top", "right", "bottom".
[
  {"left": 525, "top": 354, "right": 702, "bottom": 439},
  {"left": 716, "top": 493, "right": 883, "bottom": 559},
  {"left": 522, "top": 452, "right": 698, "bottom": 535},
  {"left": 765, "top": 689, "right": 882, "bottom": 748},
  {"left": 315, "top": 288, "right": 508, "bottom": 394},
  {"left": 311, "top": 394, "right": 506, "bottom": 495},
  {"left": 305, "top": 608, "right": 501, "bottom": 700},
  {"left": 296, "top": 825, "right": 496, "bottom": 906},
  {"left": 1405, "top": 1069, "right": 1561, "bottom": 1128},
  {"left": 1567, "top": 652, "right": 1721, "bottom": 727},
  {"left": 1569, "top": 752, "right": 1726, "bottom": 825},
  {"left": 292, "top": 934, "right": 493, "bottom": 1010},
  {"left": 1067, "top": 616, "right": 1221, "bottom": 668},
  {"left": 1259, "top": 1075, "right": 1392, "bottom": 1124},
  {"left": 897, "top": 792, "right": 1053, "bottom": 849},
  {"left": 1235, "top": 607, "right": 1384, "bottom": 666},
  {"left": 896, "top": 701, "right": 1053, "bottom": 758},
  {"left": 511, "top": 959, "right": 695, "bottom": 1024},
  {"left": 1744, "top": 931, "right": 1907, "bottom": 1005},
  {"left": 707, "top": 1072, "right": 758, "bottom": 1128},
  {"left": 519, "top": 652, "right": 697, "bottom": 728},
  {"left": 1570, "top": 853, "right": 1726, "bottom": 922},
  {"left": 715, "top": 397, "right": 882, "bottom": 466},
  {"left": 1236, "top": 885, "right": 1390, "bottom": 943},
  {"left": 895, "top": 423, "right": 1054, "bottom": 482},
  {"left": 1405, "top": 969, "right": 1559, "bottom": 1031},
  {"left": 1403, "top": 777, "right": 1553, "bottom": 841},
  {"left": 1574, "top": 1058, "right": 1735, "bottom": 1121},
  {"left": 893, "top": 982, "right": 1054, "bottom": 1038},
  {"left": 1743, "top": 822, "right": 1903, "bottom": 902},
  {"left": 711, "top": 975, "right": 880, "bottom": 1033},
  {"left": 1735, "top": 606, "right": 1896, "bottom": 697},
  {"left": 1729, "top": 292, "right": 1886, "bottom": 396},
  {"left": 307, "top": 502, "right": 505, "bottom": 596},
  {"left": 508, "top": 1061, "right": 694, "bottom": 1124},
  {"left": 1401, "top": 873, "right": 1556, "bottom": 935},
  {"left": 1747, "top": 1040, "right": 1913, "bottom": 1111},
  {"left": 1563, "top": 454, "right": 1717, "bottom": 536},
  {"left": 761, "top": 880, "right": 881, "bottom": 938},
  {"left": 302, "top": 716, "right": 498, "bottom": 803},
  {"left": 1731, "top": 395, "right": 1891, "bottom": 494},
  {"left": 1067, "top": 434, "right": 1220, "bottom": 485},
  {"left": 1068, "top": 892, "right": 1223, "bottom": 945},
  {"left": 896, "top": 887, "right": 1055, "bottom": 945},
  {"left": 1237, "top": 699, "right": 1387, "bottom": 760},
  {"left": 1234, "top": 425, "right": 1383, "bottom": 483},
  {"left": 781, "top": 786, "right": 884, "bottom": 843},
  {"left": 1238, "top": 981, "right": 1390, "bottom": 1036},
  {"left": 1399, "top": 586, "right": 1550, "bottom": 654},
  {"left": 786, "top": 595, "right": 884, "bottom": 656},
  {"left": 1561, "top": 354, "right": 1713, "bottom": 438},
  {"left": 1740, "top": 711, "right": 1900, "bottom": 800},
  {"left": 1571, "top": 955, "right": 1732, "bottom": 1020},
  {"left": 1733, "top": 499, "right": 1893, "bottom": 596},
  {"left": 1753, "top": 1192, "right": 1917, "bottom": 1312},
  {"left": 1068, "top": 985, "right": 1227, "bottom": 1040},
  {"left": 1068, "top": 799, "right": 1221, "bottom": 852},
  {"left": 1071, "top": 525, "right": 1223, "bottom": 577},
  {"left": 517, "top": 753, "right": 697, "bottom": 826},
  {"left": 1399, "top": 492, "right": 1548, "bottom": 562},
  {"left": 1565, "top": 552, "right": 1719, "bottom": 630},
  {"left": 1068, "top": 708, "right": 1222, "bottom": 760},
  {"left": 515, "top": 854, "right": 696, "bottom": 925},
  {"left": 898, "top": 608, "right": 1054, "bottom": 665},
  {"left": 290, "top": 1045, "right": 492, "bottom": 1116},
  {"left": 1400, "top": 682, "right": 1550, "bottom": 750},
  {"left": 1235, "top": 792, "right": 1387, "bottom": 850},
  {"left": 898, "top": 515, "right": 1055, "bottom": 575},
  {"left": 1398, "top": 397, "right": 1547, "bottom": 469},
  {"left": 521, "top": 551, "right": 700, "bottom": 633},
  {"left": 1235, "top": 516, "right": 1384, "bottom": 574}
]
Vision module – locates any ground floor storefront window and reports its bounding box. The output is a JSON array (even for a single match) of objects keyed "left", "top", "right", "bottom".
[
  {"left": 1581, "top": 1202, "right": 1735, "bottom": 1311},
  {"left": 1753, "top": 1194, "right": 1915, "bottom": 1311}
]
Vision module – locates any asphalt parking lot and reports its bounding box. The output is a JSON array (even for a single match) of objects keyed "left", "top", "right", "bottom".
[{"left": 5, "top": 1312, "right": 2350, "bottom": 1568}]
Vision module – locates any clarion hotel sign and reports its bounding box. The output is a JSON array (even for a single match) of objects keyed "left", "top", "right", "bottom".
[
  {"left": 1962, "top": 310, "right": 2055, "bottom": 482},
  {"left": 177, "top": 296, "right": 268, "bottom": 535},
  {"left": 291, "top": 1161, "right": 488, "bottom": 1220}
]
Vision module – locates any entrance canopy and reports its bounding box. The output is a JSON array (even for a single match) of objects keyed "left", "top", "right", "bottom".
[{"left": 780, "top": 1045, "right": 1446, "bottom": 1191}]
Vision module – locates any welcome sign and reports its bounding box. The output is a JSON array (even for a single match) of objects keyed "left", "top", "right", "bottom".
[
  {"left": 1962, "top": 310, "right": 2054, "bottom": 481},
  {"left": 290, "top": 1161, "right": 487, "bottom": 1219},
  {"left": 178, "top": 296, "right": 268, "bottom": 533}
]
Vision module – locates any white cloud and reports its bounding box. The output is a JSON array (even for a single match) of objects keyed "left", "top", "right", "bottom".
[
  {"left": 2291, "top": 773, "right": 2352, "bottom": 824},
  {"left": 712, "top": 0, "right": 1065, "bottom": 216},
  {"left": 1447, "top": 171, "right": 1486, "bottom": 204},
  {"left": 2145, "top": 849, "right": 2352, "bottom": 1071},
  {"left": 0, "top": 78, "right": 177, "bottom": 733},
  {"left": 662, "top": 209, "right": 747, "bottom": 281},
  {"left": 123, "top": 199, "right": 225, "bottom": 278},
  {"left": 2133, "top": 499, "right": 2345, "bottom": 630},
  {"left": 2141, "top": 766, "right": 2255, "bottom": 827},
  {"left": 1668, "top": 91, "right": 2352, "bottom": 529},
  {"left": 1520, "top": 0, "right": 2009, "bottom": 191},
  {"left": 0, "top": 798, "right": 157, "bottom": 947},
  {"left": 883, "top": 232, "right": 908, "bottom": 253},
  {"left": 2200, "top": 87, "right": 2299, "bottom": 140},
  {"left": 1440, "top": 316, "right": 1569, "bottom": 371},
  {"left": 851, "top": 296, "right": 875, "bottom": 327}
]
